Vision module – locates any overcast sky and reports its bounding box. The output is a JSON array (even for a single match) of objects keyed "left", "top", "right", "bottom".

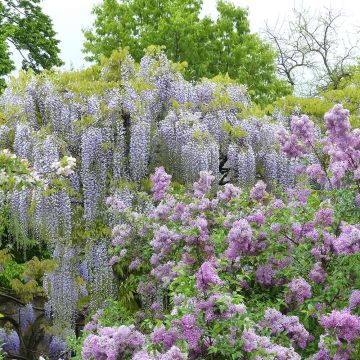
[{"left": 11, "top": 0, "right": 360, "bottom": 71}]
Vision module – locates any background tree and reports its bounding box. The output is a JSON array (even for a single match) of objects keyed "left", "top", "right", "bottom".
[
  {"left": 0, "top": 0, "right": 63, "bottom": 91},
  {"left": 265, "top": 7, "right": 359, "bottom": 95},
  {"left": 83, "top": 0, "right": 291, "bottom": 106}
]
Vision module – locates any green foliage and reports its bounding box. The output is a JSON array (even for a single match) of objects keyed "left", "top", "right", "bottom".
[
  {"left": 83, "top": 0, "right": 291, "bottom": 106},
  {"left": 271, "top": 63, "right": 360, "bottom": 127},
  {"left": 0, "top": 0, "right": 63, "bottom": 91}
]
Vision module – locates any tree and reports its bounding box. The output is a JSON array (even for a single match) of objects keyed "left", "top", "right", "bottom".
[
  {"left": 0, "top": 0, "right": 63, "bottom": 90},
  {"left": 83, "top": 0, "right": 291, "bottom": 106},
  {"left": 265, "top": 7, "right": 359, "bottom": 95}
]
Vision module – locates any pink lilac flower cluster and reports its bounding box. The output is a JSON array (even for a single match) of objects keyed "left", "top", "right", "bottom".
[
  {"left": 179, "top": 314, "right": 203, "bottom": 350},
  {"left": 81, "top": 325, "right": 144, "bottom": 360},
  {"left": 263, "top": 308, "right": 313, "bottom": 349},
  {"left": 249, "top": 180, "right": 268, "bottom": 201},
  {"left": 256, "top": 264, "right": 274, "bottom": 286},
  {"left": 193, "top": 171, "right": 215, "bottom": 198},
  {"left": 320, "top": 309, "right": 360, "bottom": 342},
  {"left": 150, "top": 226, "right": 183, "bottom": 260},
  {"left": 276, "top": 115, "right": 315, "bottom": 160},
  {"left": 349, "top": 290, "right": 360, "bottom": 310},
  {"left": 216, "top": 183, "right": 241, "bottom": 202},
  {"left": 151, "top": 166, "right": 172, "bottom": 201},
  {"left": 133, "top": 346, "right": 187, "bottom": 360},
  {"left": 195, "top": 261, "right": 223, "bottom": 292},
  {"left": 332, "top": 224, "right": 360, "bottom": 255},
  {"left": 112, "top": 224, "right": 132, "bottom": 247},
  {"left": 286, "top": 277, "right": 312, "bottom": 305},
  {"left": 323, "top": 105, "right": 360, "bottom": 186},
  {"left": 151, "top": 325, "right": 179, "bottom": 349},
  {"left": 225, "top": 219, "right": 253, "bottom": 259},
  {"left": 242, "top": 328, "right": 301, "bottom": 359},
  {"left": 315, "top": 208, "right": 334, "bottom": 226},
  {"left": 196, "top": 293, "right": 246, "bottom": 322},
  {"left": 309, "top": 262, "right": 327, "bottom": 284}
]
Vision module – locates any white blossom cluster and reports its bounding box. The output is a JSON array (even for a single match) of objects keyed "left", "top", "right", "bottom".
[{"left": 51, "top": 156, "right": 76, "bottom": 176}]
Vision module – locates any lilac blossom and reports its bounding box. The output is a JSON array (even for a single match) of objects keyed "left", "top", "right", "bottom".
[
  {"left": 250, "top": 180, "right": 268, "bottom": 201},
  {"left": 81, "top": 325, "right": 144, "bottom": 360},
  {"left": 193, "top": 171, "right": 215, "bottom": 198},
  {"left": 225, "top": 219, "right": 253, "bottom": 259},
  {"left": 195, "top": 261, "right": 223, "bottom": 292},
  {"left": 256, "top": 265, "right": 274, "bottom": 286},
  {"left": 349, "top": 290, "right": 360, "bottom": 310},
  {"left": 179, "top": 314, "right": 203, "bottom": 350},
  {"left": 242, "top": 328, "right": 301, "bottom": 359},
  {"left": 263, "top": 308, "right": 313, "bottom": 349},
  {"left": 320, "top": 309, "right": 360, "bottom": 342},
  {"left": 217, "top": 183, "right": 241, "bottom": 202},
  {"left": 286, "top": 277, "right": 312, "bottom": 305},
  {"left": 309, "top": 262, "right": 327, "bottom": 284},
  {"left": 151, "top": 167, "right": 172, "bottom": 201}
]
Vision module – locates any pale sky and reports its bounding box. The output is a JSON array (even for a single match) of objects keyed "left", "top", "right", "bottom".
[{"left": 11, "top": 0, "right": 360, "bottom": 71}]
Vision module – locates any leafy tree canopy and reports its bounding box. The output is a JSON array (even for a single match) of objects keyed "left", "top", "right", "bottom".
[
  {"left": 83, "top": 0, "right": 291, "bottom": 106},
  {"left": 0, "top": 0, "right": 63, "bottom": 91}
]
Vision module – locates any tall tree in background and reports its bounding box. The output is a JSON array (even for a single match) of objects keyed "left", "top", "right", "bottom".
[
  {"left": 265, "top": 7, "right": 359, "bottom": 95},
  {"left": 83, "top": 0, "right": 291, "bottom": 105},
  {"left": 0, "top": 0, "right": 63, "bottom": 90}
]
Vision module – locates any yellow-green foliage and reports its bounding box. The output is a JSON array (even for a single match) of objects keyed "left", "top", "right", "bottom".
[
  {"left": 23, "top": 256, "right": 57, "bottom": 280},
  {"left": 10, "top": 278, "right": 43, "bottom": 303},
  {"left": 10, "top": 257, "right": 56, "bottom": 303},
  {"left": 271, "top": 65, "right": 360, "bottom": 128},
  {"left": 0, "top": 249, "right": 13, "bottom": 267}
]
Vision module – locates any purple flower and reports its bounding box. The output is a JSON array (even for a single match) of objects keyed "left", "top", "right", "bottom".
[
  {"left": 129, "top": 258, "right": 141, "bottom": 270},
  {"left": 333, "top": 224, "right": 360, "bottom": 255},
  {"left": 263, "top": 308, "right": 313, "bottom": 349},
  {"left": 49, "top": 336, "right": 69, "bottom": 359},
  {"left": 19, "top": 303, "right": 35, "bottom": 331},
  {"left": 291, "top": 115, "right": 315, "bottom": 143},
  {"left": 225, "top": 219, "right": 253, "bottom": 260},
  {"left": 306, "top": 164, "right": 327, "bottom": 185},
  {"left": 193, "top": 171, "right": 215, "bottom": 198},
  {"left": 196, "top": 293, "right": 246, "bottom": 322},
  {"left": 151, "top": 325, "right": 178, "bottom": 349},
  {"left": 309, "top": 262, "right": 327, "bottom": 284},
  {"left": 0, "top": 329, "right": 20, "bottom": 354},
  {"left": 256, "top": 265, "right": 274, "bottom": 286},
  {"left": 195, "top": 261, "right": 223, "bottom": 292},
  {"left": 277, "top": 127, "right": 305, "bottom": 159},
  {"left": 315, "top": 208, "right": 334, "bottom": 226},
  {"left": 250, "top": 181, "right": 268, "bottom": 201},
  {"left": 242, "top": 328, "right": 301, "bottom": 359},
  {"left": 286, "top": 277, "right": 312, "bottom": 305},
  {"left": 247, "top": 210, "right": 266, "bottom": 225},
  {"left": 180, "top": 314, "right": 203, "bottom": 350},
  {"left": 324, "top": 104, "right": 351, "bottom": 146},
  {"left": 356, "top": 194, "right": 360, "bottom": 206},
  {"left": 109, "top": 255, "right": 120, "bottom": 266},
  {"left": 81, "top": 325, "right": 144, "bottom": 360},
  {"left": 320, "top": 309, "right": 360, "bottom": 342},
  {"left": 217, "top": 183, "right": 241, "bottom": 202},
  {"left": 151, "top": 166, "right": 172, "bottom": 201},
  {"left": 349, "top": 290, "right": 360, "bottom": 310}
]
